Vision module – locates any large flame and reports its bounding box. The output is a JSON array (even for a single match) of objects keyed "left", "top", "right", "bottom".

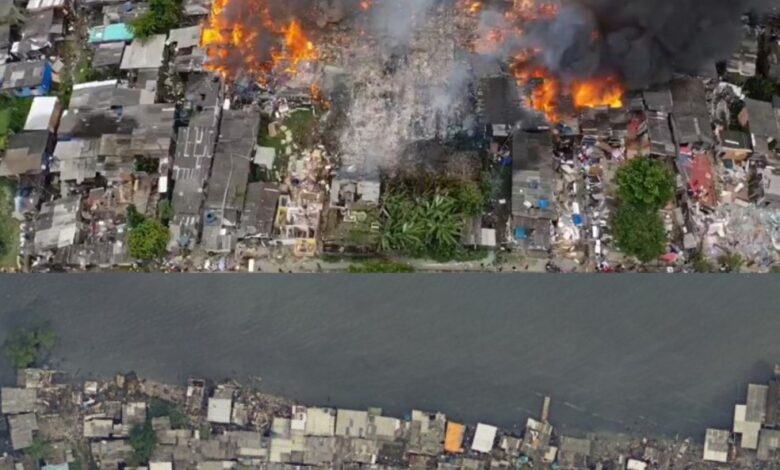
[
  {"left": 506, "top": 0, "right": 625, "bottom": 122},
  {"left": 571, "top": 77, "right": 624, "bottom": 109},
  {"left": 200, "top": 0, "right": 318, "bottom": 80}
]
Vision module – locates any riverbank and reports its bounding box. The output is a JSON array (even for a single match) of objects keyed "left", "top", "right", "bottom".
[{"left": 1, "top": 275, "right": 778, "bottom": 437}]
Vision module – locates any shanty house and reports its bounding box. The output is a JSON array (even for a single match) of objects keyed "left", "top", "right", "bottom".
[
  {"left": 670, "top": 78, "right": 714, "bottom": 148},
  {"left": 558, "top": 436, "right": 591, "bottom": 469},
  {"left": 511, "top": 129, "right": 555, "bottom": 251},
  {"left": 479, "top": 76, "right": 523, "bottom": 138},
  {"left": 645, "top": 112, "right": 676, "bottom": 157},
  {"left": 33, "top": 195, "right": 81, "bottom": 254},
  {"left": 720, "top": 130, "right": 752, "bottom": 161},
  {"left": 726, "top": 29, "right": 759, "bottom": 78},
  {"left": 238, "top": 182, "right": 280, "bottom": 240},
  {"left": 201, "top": 109, "right": 259, "bottom": 253},
  {"left": 0, "top": 131, "right": 49, "bottom": 177},
  {"left": 739, "top": 98, "right": 780, "bottom": 156},
  {"left": 703, "top": 428, "right": 729, "bottom": 463},
  {"left": 92, "top": 42, "right": 126, "bottom": 70},
  {"left": 120, "top": 34, "right": 165, "bottom": 71},
  {"left": 0, "top": 60, "right": 53, "bottom": 96},
  {"left": 1, "top": 388, "right": 36, "bottom": 414},
  {"left": 88, "top": 23, "right": 133, "bottom": 45}
]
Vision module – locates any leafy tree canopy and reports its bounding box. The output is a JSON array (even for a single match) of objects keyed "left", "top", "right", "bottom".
[
  {"left": 611, "top": 204, "right": 666, "bottom": 263},
  {"left": 129, "top": 219, "right": 169, "bottom": 261},
  {"left": 129, "top": 0, "right": 182, "bottom": 39},
  {"left": 128, "top": 421, "right": 157, "bottom": 466},
  {"left": 4, "top": 326, "right": 57, "bottom": 369},
  {"left": 614, "top": 158, "right": 675, "bottom": 210},
  {"left": 743, "top": 76, "right": 779, "bottom": 102}
]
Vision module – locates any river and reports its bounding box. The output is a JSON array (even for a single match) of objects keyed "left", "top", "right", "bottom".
[{"left": 0, "top": 274, "right": 778, "bottom": 438}]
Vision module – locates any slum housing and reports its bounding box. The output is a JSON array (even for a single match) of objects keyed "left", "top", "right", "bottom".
[
  {"left": 1, "top": 0, "right": 780, "bottom": 271},
  {"left": 2, "top": 367, "right": 779, "bottom": 470}
]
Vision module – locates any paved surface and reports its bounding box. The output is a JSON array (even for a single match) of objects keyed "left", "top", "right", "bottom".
[{"left": 0, "top": 275, "right": 778, "bottom": 437}]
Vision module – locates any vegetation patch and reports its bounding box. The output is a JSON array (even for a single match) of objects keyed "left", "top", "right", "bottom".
[
  {"left": 129, "top": 219, "right": 170, "bottom": 261},
  {"left": 149, "top": 398, "right": 187, "bottom": 428},
  {"left": 348, "top": 259, "right": 415, "bottom": 273},
  {"left": 129, "top": 0, "right": 182, "bottom": 39},
  {"left": 0, "top": 181, "right": 20, "bottom": 268},
  {"left": 380, "top": 178, "right": 485, "bottom": 261},
  {"left": 4, "top": 325, "right": 57, "bottom": 369},
  {"left": 610, "top": 158, "right": 675, "bottom": 263},
  {"left": 128, "top": 420, "right": 157, "bottom": 466}
]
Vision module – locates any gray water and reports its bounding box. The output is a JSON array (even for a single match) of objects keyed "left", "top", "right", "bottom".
[{"left": 0, "top": 275, "right": 778, "bottom": 438}]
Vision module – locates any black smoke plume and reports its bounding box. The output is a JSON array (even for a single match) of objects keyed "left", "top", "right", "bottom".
[{"left": 529, "top": 0, "right": 774, "bottom": 87}]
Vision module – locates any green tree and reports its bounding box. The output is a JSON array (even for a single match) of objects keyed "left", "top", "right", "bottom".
[
  {"left": 611, "top": 204, "right": 666, "bottom": 263},
  {"left": 451, "top": 181, "right": 485, "bottom": 216},
  {"left": 128, "top": 421, "right": 157, "bottom": 466},
  {"left": 129, "top": 219, "right": 169, "bottom": 261},
  {"left": 4, "top": 326, "right": 57, "bottom": 369},
  {"left": 126, "top": 205, "right": 146, "bottom": 229},
  {"left": 0, "top": 96, "right": 33, "bottom": 134},
  {"left": 149, "top": 399, "right": 187, "bottom": 429},
  {"left": 743, "top": 76, "right": 779, "bottom": 101},
  {"left": 614, "top": 158, "right": 675, "bottom": 210},
  {"left": 129, "top": 0, "right": 182, "bottom": 39}
]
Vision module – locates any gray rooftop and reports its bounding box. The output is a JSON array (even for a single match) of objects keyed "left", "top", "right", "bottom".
[
  {"left": 0, "top": 60, "right": 48, "bottom": 90},
  {"left": 743, "top": 98, "right": 780, "bottom": 140},
  {"left": 646, "top": 112, "right": 676, "bottom": 157},
  {"left": 1, "top": 387, "right": 36, "bottom": 414},
  {"left": 70, "top": 80, "right": 152, "bottom": 109},
  {"left": 52, "top": 138, "right": 99, "bottom": 183},
  {"left": 120, "top": 34, "right": 166, "bottom": 70},
  {"left": 511, "top": 129, "right": 556, "bottom": 220},
  {"left": 8, "top": 413, "right": 37, "bottom": 450},
  {"left": 34, "top": 195, "right": 81, "bottom": 252},
  {"left": 204, "top": 109, "right": 260, "bottom": 212},
  {"left": 643, "top": 88, "right": 674, "bottom": 113},
  {"left": 167, "top": 25, "right": 200, "bottom": 50},
  {"left": 670, "top": 77, "right": 714, "bottom": 146},
  {"left": 92, "top": 42, "right": 126, "bottom": 68},
  {"left": 240, "top": 182, "right": 280, "bottom": 239},
  {"left": 746, "top": 383, "right": 768, "bottom": 424},
  {"left": 0, "top": 131, "right": 47, "bottom": 177}
]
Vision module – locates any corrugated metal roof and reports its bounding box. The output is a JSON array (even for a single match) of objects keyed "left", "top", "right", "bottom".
[{"left": 88, "top": 23, "right": 133, "bottom": 44}]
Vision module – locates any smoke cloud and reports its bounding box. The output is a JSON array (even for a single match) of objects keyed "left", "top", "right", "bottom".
[{"left": 528, "top": 0, "right": 774, "bottom": 87}]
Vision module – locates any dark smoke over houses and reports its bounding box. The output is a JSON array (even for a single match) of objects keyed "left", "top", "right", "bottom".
[{"left": 531, "top": 0, "right": 774, "bottom": 87}]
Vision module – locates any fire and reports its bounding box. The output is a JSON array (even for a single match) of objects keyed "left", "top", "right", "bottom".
[
  {"left": 200, "top": 0, "right": 318, "bottom": 80},
  {"left": 514, "top": 65, "right": 560, "bottom": 122},
  {"left": 571, "top": 77, "right": 624, "bottom": 109},
  {"left": 272, "top": 19, "right": 318, "bottom": 75}
]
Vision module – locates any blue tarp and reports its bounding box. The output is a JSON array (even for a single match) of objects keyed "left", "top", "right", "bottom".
[
  {"left": 537, "top": 198, "right": 550, "bottom": 209},
  {"left": 572, "top": 214, "right": 583, "bottom": 226},
  {"left": 514, "top": 228, "right": 527, "bottom": 240}
]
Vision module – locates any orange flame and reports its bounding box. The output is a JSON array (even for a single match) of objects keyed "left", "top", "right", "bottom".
[
  {"left": 200, "top": 0, "right": 318, "bottom": 80},
  {"left": 272, "top": 19, "right": 318, "bottom": 75},
  {"left": 571, "top": 77, "right": 624, "bottom": 109},
  {"left": 514, "top": 66, "right": 560, "bottom": 122}
]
